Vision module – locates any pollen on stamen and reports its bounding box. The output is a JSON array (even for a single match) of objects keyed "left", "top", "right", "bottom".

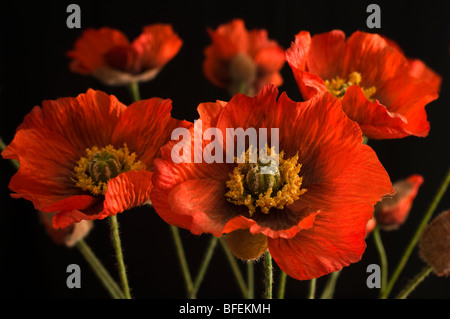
[
  {"left": 73, "top": 144, "right": 146, "bottom": 195},
  {"left": 225, "top": 147, "right": 306, "bottom": 216}
]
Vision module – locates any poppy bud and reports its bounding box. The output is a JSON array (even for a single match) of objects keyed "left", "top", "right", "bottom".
[
  {"left": 419, "top": 210, "right": 450, "bottom": 277},
  {"left": 225, "top": 228, "right": 268, "bottom": 261},
  {"left": 374, "top": 175, "right": 423, "bottom": 230}
]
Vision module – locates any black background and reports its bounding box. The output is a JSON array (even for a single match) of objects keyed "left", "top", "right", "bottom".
[{"left": 0, "top": 0, "right": 449, "bottom": 302}]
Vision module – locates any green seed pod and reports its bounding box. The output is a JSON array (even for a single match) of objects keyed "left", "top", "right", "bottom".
[
  {"left": 245, "top": 163, "right": 281, "bottom": 196},
  {"left": 88, "top": 151, "right": 121, "bottom": 183}
]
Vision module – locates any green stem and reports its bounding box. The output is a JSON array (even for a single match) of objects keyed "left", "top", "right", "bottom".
[
  {"left": 395, "top": 265, "right": 432, "bottom": 299},
  {"left": 170, "top": 225, "right": 194, "bottom": 296},
  {"left": 320, "top": 271, "right": 341, "bottom": 299},
  {"left": 75, "top": 239, "right": 125, "bottom": 299},
  {"left": 277, "top": 271, "right": 287, "bottom": 299},
  {"left": 381, "top": 166, "right": 450, "bottom": 299},
  {"left": 373, "top": 225, "right": 388, "bottom": 295},
  {"left": 127, "top": 81, "right": 141, "bottom": 102},
  {"left": 127, "top": 81, "right": 196, "bottom": 298},
  {"left": 264, "top": 251, "right": 273, "bottom": 299},
  {"left": 189, "top": 235, "right": 218, "bottom": 298},
  {"left": 308, "top": 278, "right": 317, "bottom": 299},
  {"left": 247, "top": 262, "right": 254, "bottom": 299},
  {"left": 219, "top": 237, "right": 248, "bottom": 298},
  {"left": 109, "top": 215, "right": 132, "bottom": 299},
  {"left": 0, "top": 136, "right": 19, "bottom": 169}
]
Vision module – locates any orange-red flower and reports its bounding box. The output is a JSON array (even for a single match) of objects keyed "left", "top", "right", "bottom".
[
  {"left": 374, "top": 174, "right": 424, "bottom": 230},
  {"left": 203, "top": 19, "right": 285, "bottom": 96},
  {"left": 151, "top": 85, "right": 393, "bottom": 280},
  {"left": 68, "top": 24, "right": 182, "bottom": 86},
  {"left": 2, "top": 89, "right": 190, "bottom": 228},
  {"left": 286, "top": 30, "right": 441, "bottom": 139}
]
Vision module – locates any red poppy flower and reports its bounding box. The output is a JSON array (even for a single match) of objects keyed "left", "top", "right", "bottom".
[
  {"left": 151, "top": 85, "right": 393, "bottom": 280},
  {"left": 374, "top": 174, "right": 424, "bottom": 230},
  {"left": 203, "top": 19, "right": 285, "bottom": 96},
  {"left": 2, "top": 89, "right": 190, "bottom": 228},
  {"left": 286, "top": 30, "right": 441, "bottom": 139},
  {"left": 68, "top": 24, "right": 183, "bottom": 86}
]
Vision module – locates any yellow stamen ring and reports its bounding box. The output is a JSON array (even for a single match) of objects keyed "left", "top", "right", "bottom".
[
  {"left": 225, "top": 147, "right": 306, "bottom": 216},
  {"left": 73, "top": 144, "right": 145, "bottom": 195},
  {"left": 325, "top": 71, "right": 376, "bottom": 101}
]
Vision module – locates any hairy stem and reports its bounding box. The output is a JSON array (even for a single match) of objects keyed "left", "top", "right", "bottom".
[
  {"left": 109, "top": 215, "right": 132, "bottom": 299},
  {"left": 381, "top": 166, "right": 450, "bottom": 298},
  {"left": 76, "top": 239, "right": 125, "bottom": 299}
]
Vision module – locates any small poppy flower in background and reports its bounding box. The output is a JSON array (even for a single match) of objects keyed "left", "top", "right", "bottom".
[
  {"left": 365, "top": 174, "right": 422, "bottom": 236},
  {"left": 419, "top": 210, "right": 450, "bottom": 277},
  {"left": 2, "top": 89, "right": 190, "bottom": 228},
  {"left": 68, "top": 24, "right": 183, "bottom": 86},
  {"left": 286, "top": 30, "right": 441, "bottom": 139},
  {"left": 39, "top": 211, "right": 93, "bottom": 247},
  {"left": 374, "top": 174, "right": 424, "bottom": 230},
  {"left": 203, "top": 19, "right": 285, "bottom": 97},
  {"left": 151, "top": 85, "right": 393, "bottom": 280}
]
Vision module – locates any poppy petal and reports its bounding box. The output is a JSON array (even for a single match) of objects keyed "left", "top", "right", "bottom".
[
  {"left": 41, "top": 89, "right": 126, "bottom": 154},
  {"left": 343, "top": 31, "right": 409, "bottom": 86},
  {"left": 253, "top": 45, "right": 285, "bottom": 73},
  {"left": 376, "top": 74, "right": 438, "bottom": 137},
  {"left": 307, "top": 30, "right": 346, "bottom": 79},
  {"left": 151, "top": 153, "right": 234, "bottom": 233},
  {"left": 68, "top": 27, "right": 130, "bottom": 74},
  {"left": 408, "top": 59, "right": 442, "bottom": 91},
  {"left": 2, "top": 128, "right": 80, "bottom": 211},
  {"left": 269, "top": 204, "right": 373, "bottom": 280},
  {"left": 249, "top": 209, "right": 318, "bottom": 239},
  {"left": 166, "top": 178, "right": 244, "bottom": 236},
  {"left": 197, "top": 101, "right": 227, "bottom": 128},
  {"left": 102, "top": 170, "right": 154, "bottom": 216},
  {"left": 342, "top": 86, "right": 409, "bottom": 139},
  {"left": 112, "top": 97, "right": 191, "bottom": 170},
  {"left": 134, "top": 24, "right": 183, "bottom": 69},
  {"left": 286, "top": 31, "right": 311, "bottom": 71},
  {"left": 52, "top": 197, "right": 105, "bottom": 229}
]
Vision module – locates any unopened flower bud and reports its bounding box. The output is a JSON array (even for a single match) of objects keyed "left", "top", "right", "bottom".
[
  {"left": 419, "top": 210, "right": 450, "bottom": 277},
  {"left": 225, "top": 228, "right": 268, "bottom": 261},
  {"left": 374, "top": 175, "right": 423, "bottom": 230}
]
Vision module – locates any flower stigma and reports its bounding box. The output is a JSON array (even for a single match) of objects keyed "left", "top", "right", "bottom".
[
  {"left": 325, "top": 71, "right": 376, "bottom": 101},
  {"left": 225, "top": 146, "right": 306, "bottom": 216},
  {"left": 73, "top": 144, "right": 146, "bottom": 195}
]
